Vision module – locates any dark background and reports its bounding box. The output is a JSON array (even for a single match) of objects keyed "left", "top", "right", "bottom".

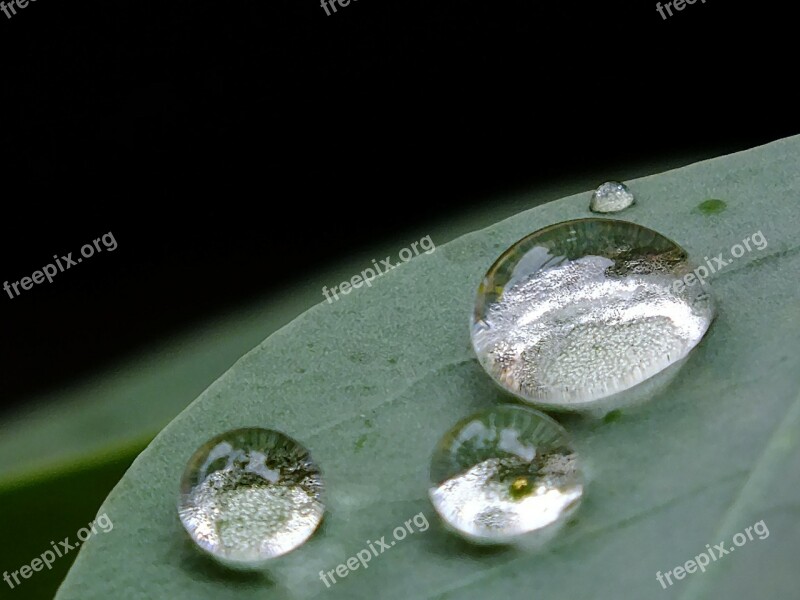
[{"left": 1, "top": 0, "right": 796, "bottom": 411}]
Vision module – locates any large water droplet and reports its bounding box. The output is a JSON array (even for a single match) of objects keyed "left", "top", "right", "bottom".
[
  {"left": 472, "top": 218, "right": 715, "bottom": 409},
  {"left": 178, "top": 428, "right": 324, "bottom": 566},
  {"left": 590, "top": 181, "right": 635, "bottom": 213},
  {"left": 429, "top": 405, "right": 583, "bottom": 543}
]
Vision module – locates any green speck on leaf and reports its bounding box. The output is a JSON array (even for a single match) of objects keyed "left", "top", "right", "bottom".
[
  {"left": 354, "top": 434, "right": 369, "bottom": 451},
  {"left": 603, "top": 410, "right": 623, "bottom": 424},
  {"left": 349, "top": 352, "right": 368, "bottom": 363},
  {"left": 698, "top": 199, "right": 727, "bottom": 214}
]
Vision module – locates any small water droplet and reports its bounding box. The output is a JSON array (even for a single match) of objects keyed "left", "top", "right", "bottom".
[
  {"left": 429, "top": 405, "right": 583, "bottom": 543},
  {"left": 178, "top": 428, "right": 324, "bottom": 567},
  {"left": 590, "top": 181, "right": 635, "bottom": 213},
  {"left": 472, "top": 218, "right": 715, "bottom": 409}
]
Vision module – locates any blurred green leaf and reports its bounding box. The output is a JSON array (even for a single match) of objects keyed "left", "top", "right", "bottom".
[{"left": 0, "top": 441, "right": 146, "bottom": 599}]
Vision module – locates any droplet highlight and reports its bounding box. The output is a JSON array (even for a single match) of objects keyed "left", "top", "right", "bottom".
[
  {"left": 590, "top": 181, "right": 635, "bottom": 213},
  {"left": 429, "top": 405, "right": 583, "bottom": 543},
  {"left": 472, "top": 218, "right": 715, "bottom": 409},
  {"left": 178, "top": 428, "right": 324, "bottom": 566}
]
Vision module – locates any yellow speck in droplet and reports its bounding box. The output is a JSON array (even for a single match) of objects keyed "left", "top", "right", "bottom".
[{"left": 509, "top": 476, "right": 533, "bottom": 499}]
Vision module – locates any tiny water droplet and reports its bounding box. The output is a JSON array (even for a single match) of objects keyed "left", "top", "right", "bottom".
[
  {"left": 472, "top": 218, "right": 715, "bottom": 409},
  {"left": 429, "top": 405, "right": 583, "bottom": 543},
  {"left": 178, "top": 428, "right": 324, "bottom": 566},
  {"left": 590, "top": 181, "right": 635, "bottom": 213}
]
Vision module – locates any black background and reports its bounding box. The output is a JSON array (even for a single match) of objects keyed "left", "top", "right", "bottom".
[{"left": 1, "top": 0, "right": 796, "bottom": 410}]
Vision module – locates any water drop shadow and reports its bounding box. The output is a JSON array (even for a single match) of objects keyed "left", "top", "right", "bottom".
[
  {"left": 176, "top": 536, "right": 278, "bottom": 587},
  {"left": 421, "top": 511, "right": 575, "bottom": 561},
  {"left": 522, "top": 353, "right": 695, "bottom": 428},
  {"left": 421, "top": 516, "right": 515, "bottom": 559}
]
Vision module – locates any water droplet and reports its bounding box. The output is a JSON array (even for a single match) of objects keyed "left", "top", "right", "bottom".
[
  {"left": 472, "top": 218, "right": 715, "bottom": 409},
  {"left": 178, "top": 428, "right": 324, "bottom": 566},
  {"left": 590, "top": 181, "right": 635, "bottom": 213},
  {"left": 429, "top": 405, "right": 583, "bottom": 543}
]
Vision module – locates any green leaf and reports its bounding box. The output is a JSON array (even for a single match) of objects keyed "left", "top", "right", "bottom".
[
  {"left": 3, "top": 161, "right": 696, "bottom": 600},
  {"left": 57, "top": 137, "right": 800, "bottom": 599}
]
